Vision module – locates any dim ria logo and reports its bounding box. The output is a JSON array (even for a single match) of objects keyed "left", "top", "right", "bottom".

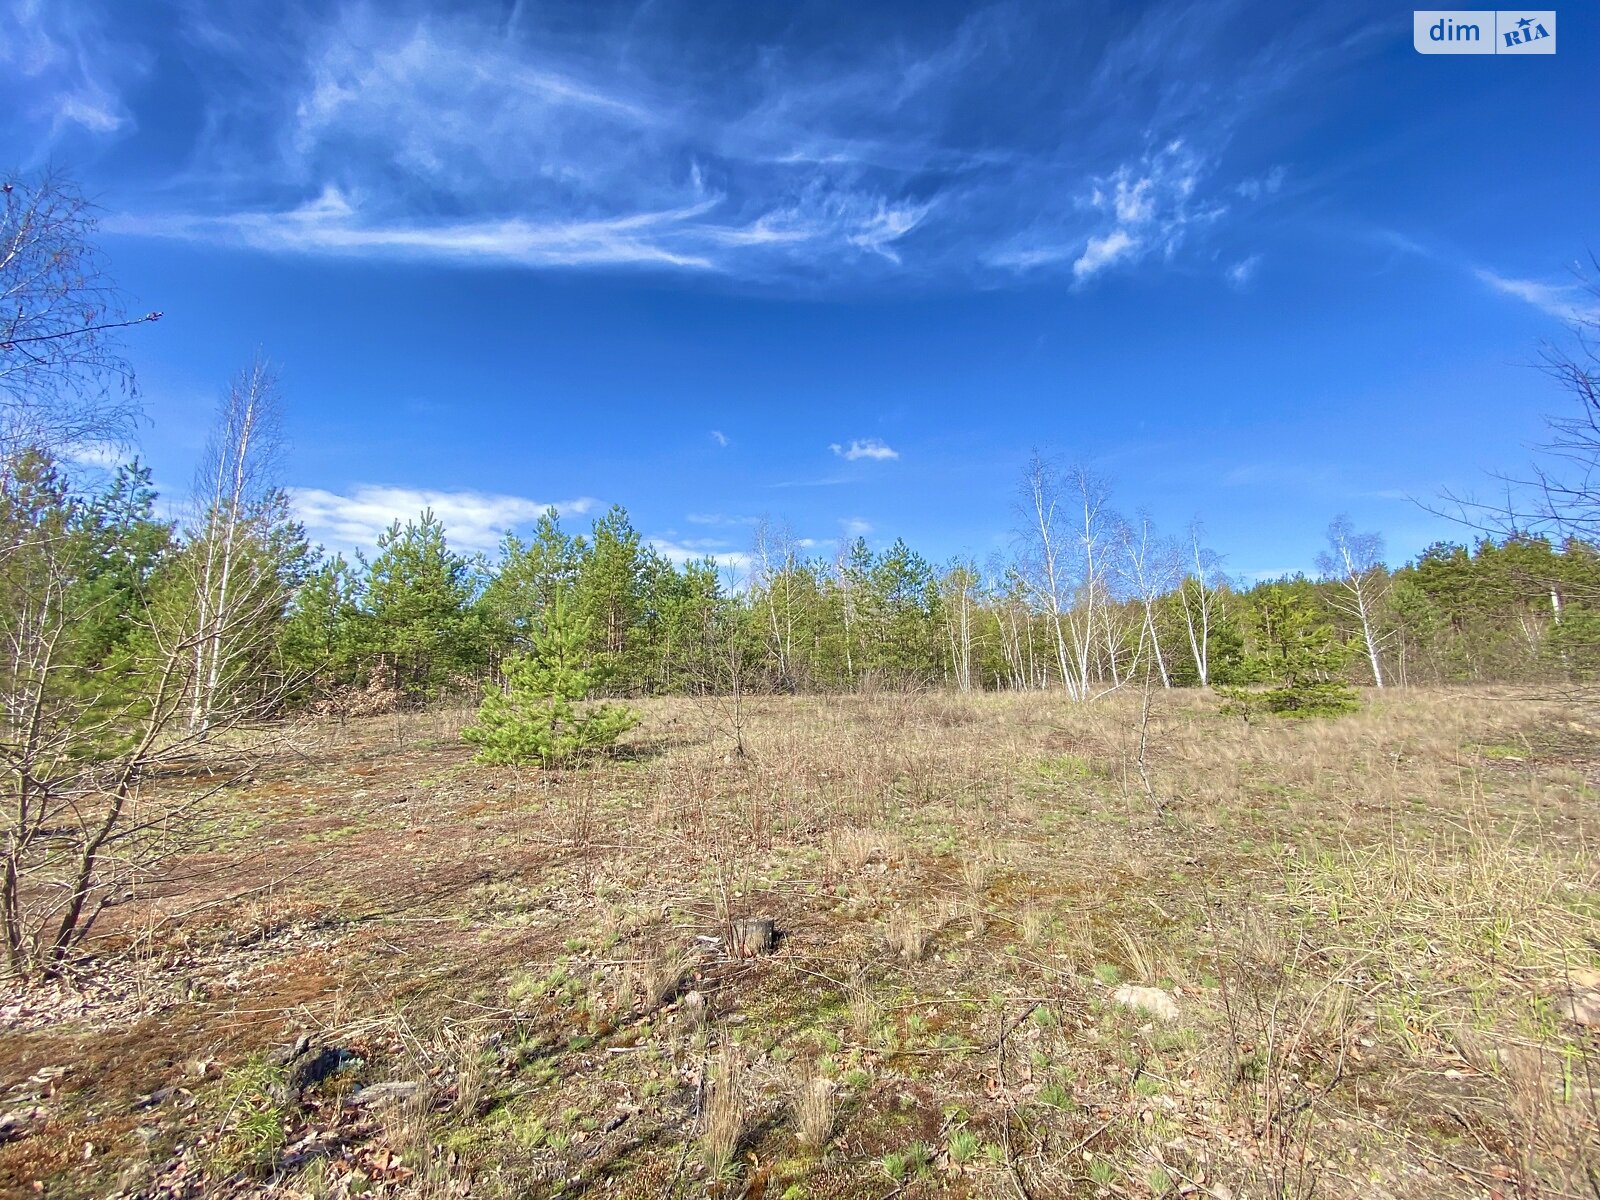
[{"left": 1414, "top": 10, "right": 1555, "bottom": 53}]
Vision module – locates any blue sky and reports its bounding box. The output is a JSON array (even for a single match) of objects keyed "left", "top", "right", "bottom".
[{"left": 3, "top": 0, "right": 1595, "bottom": 579}]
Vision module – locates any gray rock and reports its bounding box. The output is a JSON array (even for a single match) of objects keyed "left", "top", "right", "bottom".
[
  {"left": 1111, "top": 984, "right": 1180, "bottom": 1023},
  {"left": 349, "top": 1081, "right": 424, "bottom": 1108}
]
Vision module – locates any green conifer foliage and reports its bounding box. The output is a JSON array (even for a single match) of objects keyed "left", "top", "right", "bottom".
[
  {"left": 363, "top": 509, "right": 486, "bottom": 698},
  {"left": 463, "top": 594, "right": 638, "bottom": 764},
  {"left": 1219, "top": 582, "right": 1359, "bottom": 718}
]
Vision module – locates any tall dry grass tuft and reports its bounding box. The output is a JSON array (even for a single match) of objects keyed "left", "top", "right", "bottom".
[
  {"left": 623, "top": 943, "right": 698, "bottom": 1014},
  {"left": 793, "top": 1075, "right": 836, "bottom": 1151},
  {"left": 885, "top": 907, "right": 937, "bottom": 963},
  {"left": 847, "top": 964, "right": 880, "bottom": 1040},
  {"left": 437, "top": 1022, "right": 492, "bottom": 1117},
  {"left": 381, "top": 1094, "right": 468, "bottom": 1200},
  {"left": 825, "top": 825, "right": 887, "bottom": 879},
  {"left": 700, "top": 1041, "right": 748, "bottom": 1172}
]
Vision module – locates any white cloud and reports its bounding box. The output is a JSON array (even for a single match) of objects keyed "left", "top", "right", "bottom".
[
  {"left": 986, "top": 246, "right": 1075, "bottom": 270},
  {"left": 72, "top": 3, "right": 1327, "bottom": 286},
  {"left": 99, "top": 8, "right": 939, "bottom": 279},
  {"left": 0, "top": 4, "right": 137, "bottom": 139},
  {"left": 65, "top": 441, "right": 129, "bottom": 468},
  {"left": 844, "top": 199, "right": 933, "bottom": 263},
  {"left": 1226, "top": 254, "right": 1262, "bottom": 288},
  {"left": 1475, "top": 270, "right": 1600, "bottom": 324},
  {"left": 1111, "top": 176, "right": 1155, "bottom": 224},
  {"left": 56, "top": 94, "right": 123, "bottom": 133},
  {"left": 997, "top": 140, "right": 1223, "bottom": 284},
  {"left": 829, "top": 438, "right": 900, "bottom": 461},
  {"left": 710, "top": 430, "right": 730, "bottom": 447},
  {"left": 289, "top": 484, "right": 598, "bottom": 554},
  {"left": 686, "top": 512, "right": 759, "bottom": 526},
  {"left": 648, "top": 537, "right": 752, "bottom": 572},
  {"left": 116, "top": 202, "right": 725, "bottom": 270},
  {"left": 1073, "top": 230, "right": 1138, "bottom": 280},
  {"left": 841, "top": 517, "right": 873, "bottom": 537},
  {"left": 1236, "top": 166, "right": 1286, "bottom": 200}
]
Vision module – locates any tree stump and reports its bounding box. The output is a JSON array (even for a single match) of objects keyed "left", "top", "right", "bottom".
[{"left": 729, "top": 917, "right": 775, "bottom": 957}]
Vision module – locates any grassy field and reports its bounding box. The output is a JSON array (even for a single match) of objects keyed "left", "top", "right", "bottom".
[{"left": 2, "top": 688, "right": 1597, "bottom": 1199}]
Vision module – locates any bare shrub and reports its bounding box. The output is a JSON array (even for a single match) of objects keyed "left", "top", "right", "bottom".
[{"left": 311, "top": 664, "right": 405, "bottom": 720}]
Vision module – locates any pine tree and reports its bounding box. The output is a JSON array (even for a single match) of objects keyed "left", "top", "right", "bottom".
[
  {"left": 280, "top": 553, "right": 363, "bottom": 700},
  {"left": 574, "top": 505, "right": 644, "bottom": 686},
  {"left": 870, "top": 538, "right": 940, "bottom": 682},
  {"left": 363, "top": 509, "right": 486, "bottom": 698},
  {"left": 1221, "top": 582, "right": 1357, "bottom": 717},
  {"left": 67, "top": 460, "right": 173, "bottom": 673},
  {"left": 463, "top": 594, "right": 638, "bottom": 764},
  {"left": 640, "top": 551, "right": 722, "bottom": 693},
  {"left": 481, "top": 509, "right": 584, "bottom": 655}
]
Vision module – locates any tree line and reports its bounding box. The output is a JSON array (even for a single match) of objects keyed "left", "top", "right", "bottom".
[{"left": 268, "top": 481, "right": 1599, "bottom": 708}]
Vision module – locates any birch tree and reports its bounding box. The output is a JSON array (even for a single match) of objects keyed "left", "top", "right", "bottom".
[
  {"left": 991, "top": 563, "right": 1035, "bottom": 690},
  {"left": 751, "top": 519, "right": 801, "bottom": 688},
  {"left": 1, "top": 170, "right": 159, "bottom": 470},
  {"left": 1065, "top": 463, "right": 1118, "bottom": 697},
  {"left": 185, "top": 358, "right": 293, "bottom": 733},
  {"left": 833, "top": 538, "right": 874, "bottom": 687},
  {"left": 1014, "top": 456, "right": 1120, "bottom": 700},
  {"left": 1116, "top": 512, "right": 1178, "bottom": 688},
  {"left": 939, "top": 559, "right": 981, "bottom": 691},
  {"left": 1317, "top": 515, "right": 1391, "bottom": 688},
  {"left": 1016, "top": 454, "right": 1079, "bottom": 697},
  {"left": 1177, "top": 522, "right": 1224, "bottom": 687}
]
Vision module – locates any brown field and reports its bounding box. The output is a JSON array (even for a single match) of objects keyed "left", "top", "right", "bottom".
[{"left": 2, "top": 688, "right": 1597, "bottom": 1199}]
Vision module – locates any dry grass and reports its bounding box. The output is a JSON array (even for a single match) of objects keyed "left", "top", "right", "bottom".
[
  {"left": 699, "top": 1041, "right": 748, "bottom": 1172},
  {"left": 2, "top": 687, "right": 1597, "bottom": 1200},
  {"left": 885, "top": 906, "right": 938, "bottom": 963},
  {"left": 622, "top": 942, "right": 698, "bottom": 1014},
  {"left": 847, "top": 970, "right": 880, "bottom": 1041},
  {"left": 793, "top": 1075, "right": 836, "bottom": 1151}
]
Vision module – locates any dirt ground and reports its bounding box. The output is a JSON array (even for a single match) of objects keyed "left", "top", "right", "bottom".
[{"left": 2, "top": 688, "right": 1597, "bottom": 1200}]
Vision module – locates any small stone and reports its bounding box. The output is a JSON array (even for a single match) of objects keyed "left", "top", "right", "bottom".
[
  {"left": 1556, "top": 990, "right": 1600, "bottom": 1028},
  {"left": 349, "top": 1081, "right": 423, "bottom": 1108},
  {"left": 1111, "top": 984, "right": 1180, "bottom": 1023}
]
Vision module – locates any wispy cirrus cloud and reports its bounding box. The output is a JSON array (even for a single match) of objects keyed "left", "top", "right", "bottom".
[
  {"left": 1474, "top": 270, "right": 1600, "bottom": 325},
  {"left": 1074, "top": 230, "right": 1140, "bottom": 281},
  {"left": 118, "top": 190, "right": 728, "bottom": 270},
  {"left": 53, "top": 1, "right": 1376, "bottom": 287},
  {"left": 1226, "top": 254, "right": 1262, "bottom": 288},
  {"left": 289, "top": 484, "right": 598, "bottom": 554},
  {"left": 988, "top": 140, "right": 1226, "bottom": 282},
  {"left": 830, "top": 438, "right": 899, "bottom": 462},
  {"left": 0, "top": 1, "right": 142, "bottom": 142}
]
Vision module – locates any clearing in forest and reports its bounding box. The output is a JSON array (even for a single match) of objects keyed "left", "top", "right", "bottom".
[{"left": 1, "top": 689, "right": 1597, "bottom": 1199}]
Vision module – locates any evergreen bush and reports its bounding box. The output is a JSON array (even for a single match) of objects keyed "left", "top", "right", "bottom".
[{"left": 463, "top": 595, "right": 638, "bottom": 764}]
